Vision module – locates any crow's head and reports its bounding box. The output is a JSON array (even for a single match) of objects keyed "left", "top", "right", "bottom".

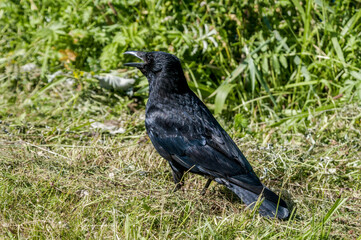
[{"left": 124, "top": 51, "right": 188, "bottom": 93}]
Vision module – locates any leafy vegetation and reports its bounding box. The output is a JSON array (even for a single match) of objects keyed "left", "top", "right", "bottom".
[
  {"left": 0, "top": 0, "right": 360, "bottom": 239},
  {"left": 2, "top": 0, "right": 361, "bottom": 119}
]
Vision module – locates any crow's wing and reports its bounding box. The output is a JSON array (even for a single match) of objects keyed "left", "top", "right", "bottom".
[{"left": 146, "top": 93, "right": 264, "bottom": 193}]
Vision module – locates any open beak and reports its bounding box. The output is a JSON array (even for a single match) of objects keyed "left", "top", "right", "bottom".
[{"left": 124, "top": 51, "right": 146, "bottom": 68}]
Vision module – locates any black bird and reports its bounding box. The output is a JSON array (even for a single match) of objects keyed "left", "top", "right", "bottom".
[{"left": 124, "top": 51, "right": 289, "bottom": 219}]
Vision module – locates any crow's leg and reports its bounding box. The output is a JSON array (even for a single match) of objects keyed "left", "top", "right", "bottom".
[
  {"left": 171, "top": 169, "right": 184, "bottom": 192},
  {"left": 168, "top": 160, "right": 185, "bottom": 192},
  {"left": 200, "top": 179, "right": 212, "bottom": 195}
]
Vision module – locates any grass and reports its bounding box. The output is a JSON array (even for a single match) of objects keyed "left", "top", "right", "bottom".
[
  {"left": 1, "top": 0, "right": 361, "bottom": 239},
  {"left": 0, "top": 69, "right": 360, "bottom": 239}
]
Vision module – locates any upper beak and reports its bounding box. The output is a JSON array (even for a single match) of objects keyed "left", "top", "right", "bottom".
[{"left": 124, "top": 51, "right": 146, "bottom": 68}]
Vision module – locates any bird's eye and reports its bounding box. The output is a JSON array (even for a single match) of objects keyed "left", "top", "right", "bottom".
[{"left": 153, "top": 66, "right": 162, "bottom": 73}]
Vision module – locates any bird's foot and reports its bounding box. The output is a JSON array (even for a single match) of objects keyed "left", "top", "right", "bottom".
[{"left": 200, "top": 179, "right": 212, "bottom": 195}]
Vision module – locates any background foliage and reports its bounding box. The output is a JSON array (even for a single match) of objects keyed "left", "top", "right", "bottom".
[{"left": 1, "top": 0, "right": 361, "bottom": 127}]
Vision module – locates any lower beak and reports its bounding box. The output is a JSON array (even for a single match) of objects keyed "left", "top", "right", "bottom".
[{"left": 124, "top": 51, "right": 146, "bottom": 68}]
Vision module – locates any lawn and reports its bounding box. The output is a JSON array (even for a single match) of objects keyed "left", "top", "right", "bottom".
[{"left": 1, "top": 69, "right": 360, "bottom": 239}]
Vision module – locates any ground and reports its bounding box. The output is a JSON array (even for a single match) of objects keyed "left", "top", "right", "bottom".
[{"left": 0, "top": 78, "right": 360, "bottom": 239}]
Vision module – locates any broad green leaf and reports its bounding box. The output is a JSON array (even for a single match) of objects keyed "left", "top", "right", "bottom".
[
  {"left": 214, "top": 84, "right": 236, "bottom": 114},
  {"left": 248, "top": 58, "right": 256, "bottom": 94},
  {"left": 301, "top": 66, "right": 311, "bottom": 81},
  {"left": 272, "top": 55, "right": 280, "bottom": 75},
  {"left": 280, "top": 55, "right": 288, "bottom": 69},
  {"left": 262, "top": 57, "right": 269, "bottom": 73},
  {"left": 331, "top": 37, "right": 345, "bottom": 65}
]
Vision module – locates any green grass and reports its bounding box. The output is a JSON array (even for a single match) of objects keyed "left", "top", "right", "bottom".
[
  {"left": 0, "top": 69, "right": 360, "bottom": 239},
  {"left": 1, "top": 0, "right": 361, "bottom": 239}
]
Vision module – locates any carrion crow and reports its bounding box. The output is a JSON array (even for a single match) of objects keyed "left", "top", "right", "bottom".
[{"left": 124, "top": 51, "right": 289, "bottom": 219}]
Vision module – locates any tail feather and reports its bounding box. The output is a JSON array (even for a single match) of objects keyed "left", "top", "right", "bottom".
[{"left": 215, "top": 178, "right": 289, "bottom": 219}]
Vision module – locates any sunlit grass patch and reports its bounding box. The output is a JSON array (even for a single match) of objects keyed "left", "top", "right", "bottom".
[{"left": 0, "top": 95, "right": 360, "bottom": 238}]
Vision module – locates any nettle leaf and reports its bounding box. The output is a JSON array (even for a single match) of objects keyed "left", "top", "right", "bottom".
[
  {"left": 234, "top": 113, "right": 249, "bottom": 129},
  {"left": 301, "top": 66, "right": 311, "bottom": 81},
  {"left": 280, "top": 55, "right": 288, "bottom": 68},
  {"left": 340, "top": 80, "right": 357, "bottom": 97},
  {"left": 272, "top": 55, "right": 280, "bottom": 75},
  {"left": 350, "top": 71, "right": 361, "bottom": 81}
]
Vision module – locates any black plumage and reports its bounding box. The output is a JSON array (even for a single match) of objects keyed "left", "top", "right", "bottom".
[{"left": 124, "top": 51, "right": 289, "bottom": 219}]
